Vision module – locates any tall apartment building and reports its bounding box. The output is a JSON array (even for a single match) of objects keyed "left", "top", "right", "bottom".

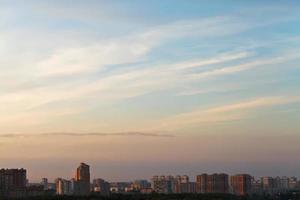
[
  {"left": 174, "top": 175, "right": 189, "bottom": 193},
  {"left": 0, "top": 168, "right": 27, "bottom": 197},
  {"left": 196, "top": 173, "right": 229, "bottom": 193},
  {"left": 151, "top": 176, "right": 175, "bottom": 194},
  {"left": 230, "top": 174, "right": 252, "bottom": 195},
  {"left": 74, "top": 163, "right": 90, "bottom": 196},
  {"left": 76, "top": 163, "right": 90, "bottom": 182},
  {"left": 196, "top": 174, "right": 207, "bottom": 193}
]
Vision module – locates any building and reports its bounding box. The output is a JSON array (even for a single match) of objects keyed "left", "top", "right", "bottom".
[
  {"left": 151, "top": 176, "right": 174, "bottom": 194},
  {"left": 258, "top": 176, "right": 300, "bottom": 194},
  {"left": 207, "top": 173, "right": 229, "bottom": 193},
  {"left": 196, "top": 174, "right": 207, "bottom": 193},
  {"left": 54, "top": 163, "right": 91, "bottom": 196},
  {"left": 55, "top": 178, "right": 72, "bottom": 195},
  {"left": 133, "top": 180, "right": 151, "bottom": 191},
  {"left": 174, "top": 175, "right": 190, "bottom": 193},
  {"left": 76, "top": 163, "right": 90, "bottom": 182},
  {"left": 151, "top": 175, "right": 197, "bottom": 194},
  {"left": 230, "top": 174, "right": 252, "bottom": 195},
  {"left": 288, "top": 177, "right": 298, "bottom": 189},
  {"left": 41, "top": 178, "right": 48, "bottom": 190},
  {"left": 109, "top": 182, "right": 132, "bottom": 193},
  {"left": 26, "top": 185, "right": 45, "bottom": 197},
  {"left": 251, "top": 178, "right": 262, "bottom": 194},
  {"left": 0, "top": 168, "right": 27, "bottom": 197},
  {"left": 196, "top": 173, "right": 229, "bottom": 194},
  {"left": 188, "top": 182, "right": 197, "bottom": 193},
  {"left": 74, "top": 163, "right": 90, "bottom": 196},
  {"left": 279, "top": 177, "right": 289, "bottom": 191},
  {"left": 261, "top": 177, "right": 274, "bottom": 194},
  {"left": 93, "top": 178, "right": 110, "bottom": 196},
  {"left": 273, "top": 177, "right": 289, "bottom": 193}
]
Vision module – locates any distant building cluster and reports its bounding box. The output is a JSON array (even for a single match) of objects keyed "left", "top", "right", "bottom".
[
  {"left": 1, "top": 163, "right": 300, "bottom": 198},
  {"left": 55, "top": 162, "right": 91, "bottom": 196},
  {"left": 151, "top": 174, "right": 300, "bottom": 196},
  {"left": 253, "top": 176, "right": 299, "bottom": 194}
]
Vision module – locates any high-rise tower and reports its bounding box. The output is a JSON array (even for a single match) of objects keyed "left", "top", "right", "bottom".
[{"left": 74, "top": 163, "right": 90, "bottom": 196}]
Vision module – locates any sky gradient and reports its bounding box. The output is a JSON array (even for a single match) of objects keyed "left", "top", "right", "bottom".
[{"left": 0, "top": 0, "right": 300, "bottom": 182}]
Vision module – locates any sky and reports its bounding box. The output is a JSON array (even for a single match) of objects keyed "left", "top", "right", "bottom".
[{"left": 0, "top": 0, "right": 300, "bottom": 182}]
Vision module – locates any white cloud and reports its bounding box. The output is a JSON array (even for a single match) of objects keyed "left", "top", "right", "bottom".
[
  {"left": 0, "top": 49, "right": 297, "bottom": 133},
  {"left": 176, "top": 85, "right": 240, "bottom": 96},
  {"left": 0, "top": 11, "right": 299, "bottom": 133},
  {"left": 173, "top": 51, "right": 251, "bottom": 70},
  {"left": 158, "top": 96, "right": 300, "bottom": 130},
  {"left": 32, "top": 15, "right": 260, "bottom": 78},
  {"left": 190, "top": 52, "right": 300, "bottom": 79},
  {"left": 36, "top": 38, "right": 152, "bottom": 77}
]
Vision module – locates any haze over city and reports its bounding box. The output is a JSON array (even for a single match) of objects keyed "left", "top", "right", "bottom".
[{"left": 0, "top": 0, "right": 300, "bottom": 183}]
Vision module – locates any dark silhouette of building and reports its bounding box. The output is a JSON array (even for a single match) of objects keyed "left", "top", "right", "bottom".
[{"left": 0, "top": 168, "right": 26, "bottom": 197}]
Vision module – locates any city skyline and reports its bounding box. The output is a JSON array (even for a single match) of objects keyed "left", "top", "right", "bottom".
[
  {"left": 3, "top": 161, "right": 300, "bottom": 183},
  {"left": 2, "top": 163, "right": 299, "bottom": 184},
  {"left": 0, "top": 1, "right": 300, "bottom": 182},
  {"left": 1, "top": 163, "right": 299, "bottom": 197}
]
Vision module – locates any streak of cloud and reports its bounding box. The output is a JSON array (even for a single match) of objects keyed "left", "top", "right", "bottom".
[{"left": 158, "top": 96, "right": 300, "bottom": 129}]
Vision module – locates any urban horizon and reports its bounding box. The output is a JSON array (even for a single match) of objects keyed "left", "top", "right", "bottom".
[
  {"left": 1, "top": 162, "right": 300, "bottom": 198},
  {"left": 3, "top": 162, "right": 300, "bottom": 183}
]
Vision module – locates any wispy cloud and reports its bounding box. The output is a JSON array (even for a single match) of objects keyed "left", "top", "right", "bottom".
[
  {"left": 158, "top": 96, "right": 300, "bottom": 129},
  {"left": 0, "top": 6, "right": 300, "bottom": 134},
  {"left": 176, "top": 85, "right": 241, "bottom": 96},
  {"left": 190, "top": 52, "right": 300, "bottom": 80},
  {"left": 173, "top": 51, "right": 251, "bottom": 70},
  {"left": 34, "top": 16, "right": 250, "bottom": 78},
  {"left": 0, "top": 48, "right": 298, "bottom": 133},
  {"left": 205, "top": 96, "right": 300, "bottom": 113},
  {"left": 36, "top": 38, "right": 152, "bottom": 77}
]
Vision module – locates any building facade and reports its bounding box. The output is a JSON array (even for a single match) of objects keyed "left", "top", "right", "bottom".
[
  {"left": 151, "top": 176, "right": 175, "bottom": 194},
  {"left": 230, "top": 174, "right": 252, "bottom": 195},
  {"left": 0, "top": 168, "right": 27, "bottom": 197},
  {"left": 93, "top": 178, "right": 110, "bottom": 196},
  {"left": 196, "top": 173, "right": 229, "bottom": 194},
  {"left": 55, "top": 178, "right": 72, "bottom": 195}
]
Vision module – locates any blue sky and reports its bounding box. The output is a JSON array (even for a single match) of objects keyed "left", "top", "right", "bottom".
[{"left": 0, "top": 1, "right": 300, "bottom": 181}]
